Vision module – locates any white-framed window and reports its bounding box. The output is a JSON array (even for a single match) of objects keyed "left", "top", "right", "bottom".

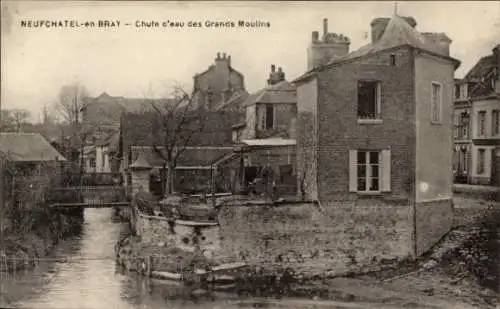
[
  {"left": 357, "top": 80, "right": 381, "bottom": 120},
  {"left": 477, "top": 148, "right": 485, "bottom": 174},
  {"left": 431, "top": 82, "right": 442, "bottom": 124},
  {"left": 478, "top": 111, "right": 486, "bottom": 136},
  {"left": 349, "top": 149, "right": 391, "bottom": 193},
  {"left": 257, "top": 104, "right": 274, "bottom": 130},
  {"left": 492, "top": 110, "right": 499, "bottom": 136}
]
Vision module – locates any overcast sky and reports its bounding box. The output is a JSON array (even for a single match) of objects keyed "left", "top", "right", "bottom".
[{"left": 1, "top": 1, "right": 499, "bottom": 120}]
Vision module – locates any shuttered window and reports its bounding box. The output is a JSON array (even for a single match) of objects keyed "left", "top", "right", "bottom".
[{"left": 349, "top": 149, "right": 391, "bottom": 193}]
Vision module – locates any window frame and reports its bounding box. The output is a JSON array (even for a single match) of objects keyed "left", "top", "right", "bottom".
[
  {"left": 356, "top": 150, "right": 381, "bottom": 193},
  {"left": 430, "top": 81, "right": 443, "bottom": 124},
  {"left": 492, "top": 110, "right": 499, "bottom": 136},
  {"left": 478, "top": 110, "right": 487, "bottom": 137},
  {"left": 477, "top": 148, "right": 485, "bottom": 174},
  {"left": 357, "top": 80, "right": 382, "bottom": 123},
  {"left": 257, "top": 104, "right": 275, "bottom": 130}
]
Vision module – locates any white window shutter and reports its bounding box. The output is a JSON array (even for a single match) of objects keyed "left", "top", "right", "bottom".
[
  {"left": 381, "top": 149, "right": 391, "bottom": 192},
  {"left": 349, "top": 150, "right": 357, "bottom": 192}
]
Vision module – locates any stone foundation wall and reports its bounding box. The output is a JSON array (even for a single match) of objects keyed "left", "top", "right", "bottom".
[
  {"left": 415, "top": 198, "right": 454, "bottom": 256},
  {"left": 217, "top": 203, "right": 413, "bottom": 276},
  {"left": 133, "top": 207, "right": 220, "bottom": 256}
]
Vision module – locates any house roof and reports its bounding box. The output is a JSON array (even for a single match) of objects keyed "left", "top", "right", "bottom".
[
  {"left": 241, "top": 138, "right": 296, "bottom": 147},
  {"left": 214, "top": 90, "right": 249, "bottom": 111},
  {"left": 242, "top": 80, "right": 296, "bottom": 107},
  {"left": 130, "top": 146, "right": 233, "bottom": 168},
  {"left": 463, "top": 55, "right": 496, "bottom": 82},
  {"left": 462, "top": 51, "right": 499, "bottom": 99},
  {"left": 0, "top": 133, "right": 67, "bottom": 162},
  {"left": 294, "top": 14, "right": 460, "bottom": 83}
]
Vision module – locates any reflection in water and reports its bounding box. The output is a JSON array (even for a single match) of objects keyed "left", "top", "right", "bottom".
[{"left": 0, "top": 209, "right": 290, "bottom": 309}]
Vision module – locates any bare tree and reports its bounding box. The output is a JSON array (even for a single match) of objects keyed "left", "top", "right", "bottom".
[
  {"left": 40, "top": 103, "right": 56, "bottom": 125},
  {"left": 53, "top": 83, "right": 90, "bottom": 179},
  {"left": 1, "top": 108, "right": 31, "bottom": 133},
  {"left": 55, "top": 83, "right": 88, "bottom": 125},
  {"left": 150, "top": 85, "right": 206, "bottom": 195}
]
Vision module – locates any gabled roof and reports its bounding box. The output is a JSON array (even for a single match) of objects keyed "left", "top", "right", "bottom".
[
  {"left": 0, "top": 133, "right": 67, "bottom": 162},
  {"left": 242, "top": 80, "right": 296, "bottom": 107},
  {"left": 294, "top": 14, "right": 460, "bottom": 83}
]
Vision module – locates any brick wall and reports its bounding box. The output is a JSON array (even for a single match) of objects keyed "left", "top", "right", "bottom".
[
  {"left": 316, "top": 47, "right": 415, "bottom": 202},
  {"left": 217, "top": 203, "right": 413, "bottom": 276}
]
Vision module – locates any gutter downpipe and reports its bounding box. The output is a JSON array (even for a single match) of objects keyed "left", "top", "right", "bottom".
[{"left": 411, "top": 47, "right": 418, "bottom": 258}]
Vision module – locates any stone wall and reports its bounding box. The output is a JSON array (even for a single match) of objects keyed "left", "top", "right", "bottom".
[
  {"left": 217, "top": 203, "right": 413, "bottom": 276},
  {"left": 415, "top": 198, "right": 454, "bottom": 256},
  {"left": 131, "top": 201, "right": 220, "bottom": 256}
]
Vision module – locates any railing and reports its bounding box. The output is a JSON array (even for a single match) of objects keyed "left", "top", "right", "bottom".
[
  {"left": 81, "top": 173, "right": 123, "bottom": 186},
  {"left": 48, "top": 186, "right": 128, "bottom": 206}
]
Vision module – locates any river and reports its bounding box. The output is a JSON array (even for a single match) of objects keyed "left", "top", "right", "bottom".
[{"left": 0, "top": 208, "right": 367, "bottom": 309}]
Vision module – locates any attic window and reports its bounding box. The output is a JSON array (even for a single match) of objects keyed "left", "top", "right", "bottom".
[{"left": 390, "top": 54, "right": 396, "bottom": 66}]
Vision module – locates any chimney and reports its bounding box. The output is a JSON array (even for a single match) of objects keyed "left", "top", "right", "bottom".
[
  {"left": 277, "top": 67, "right": 285, "bottom": 81},
  {"left": 323, "top": 18, "right": 328, "bottom": 39},
  {"left": 267, "top": 65, "right": 285, "bottom": 85},
  {"left": 312, "top": 31, "right": 319, "bottom": 43},
  {"left": 215, "top": 52, "right": 230, "bottom": 68}
]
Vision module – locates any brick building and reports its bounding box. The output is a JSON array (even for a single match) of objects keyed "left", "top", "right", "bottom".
[{"left": 294, "top": 14, "right": 460, "bottom": 257}]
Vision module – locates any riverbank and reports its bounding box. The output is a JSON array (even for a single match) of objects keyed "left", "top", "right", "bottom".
[
  {"left": 116, "top": 195, "right": 499, "bottom": 308},
  {"left": 0, "top": 211, "right": 83, "bottom": 273}
]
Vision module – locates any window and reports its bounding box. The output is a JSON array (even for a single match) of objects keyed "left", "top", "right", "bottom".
[
  {"left": 266, "top": 105, "right": 274, "bottom": 129},
  {"left": 431, "top": 82, "right": 442, "bottom": 123},
  {"left": 89, "top": 158, "right": 96, "bottom": 169},
  {"left": 349, "top": 149, "right": 391, "bottom": 194},
  {"left": 478, "top": 111, "right": 486, "bottom": 136},
  {"left": 357, "top": 151, "right": 380, "bottom": 192},
  {"left": 477, "top": 149, "right": 485, "bottom": 174},
  {"left": 390, "top": 54, "right": 396, "bottom": 66},
  {"left": 492, "top": 110, "right": 499, "bottom": 136},
  {"left": 357, "top": 81, "right": 381, "bottom": 120},
  {"left": 454, "top": 84, "right": 460, "bottom": 100},
  {"left": 257, "top": 104, "right": 274, "bottom": 130}
]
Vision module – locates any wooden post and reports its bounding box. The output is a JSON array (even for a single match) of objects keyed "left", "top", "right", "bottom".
[{"left": 211, "top": 164, "right": 216, "bottom": 207}]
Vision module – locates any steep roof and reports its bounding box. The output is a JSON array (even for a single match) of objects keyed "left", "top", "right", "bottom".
[
  {"left": 462, "top": 50, "right": 499, "bottom": 99},
  {"left": 463, "top": 55, "right": 496, "bottom": 82},
  {"left": 0, "top": 133, "right": 67, "bottom": 162},
  {"left": 242, "top": 80, "right": 296, "bottom": 107},
  {"left": 294, "top": 14, "right": 460, "bottom": 83}
]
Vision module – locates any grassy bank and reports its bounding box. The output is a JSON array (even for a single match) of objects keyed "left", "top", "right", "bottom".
[{"left": 0, "top": 211, "right": 82, "bottom": 272}]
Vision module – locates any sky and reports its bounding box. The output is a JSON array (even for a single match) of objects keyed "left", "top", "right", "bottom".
[{"left": 1, "top": 1, "right": 500, "bottom": 121}]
